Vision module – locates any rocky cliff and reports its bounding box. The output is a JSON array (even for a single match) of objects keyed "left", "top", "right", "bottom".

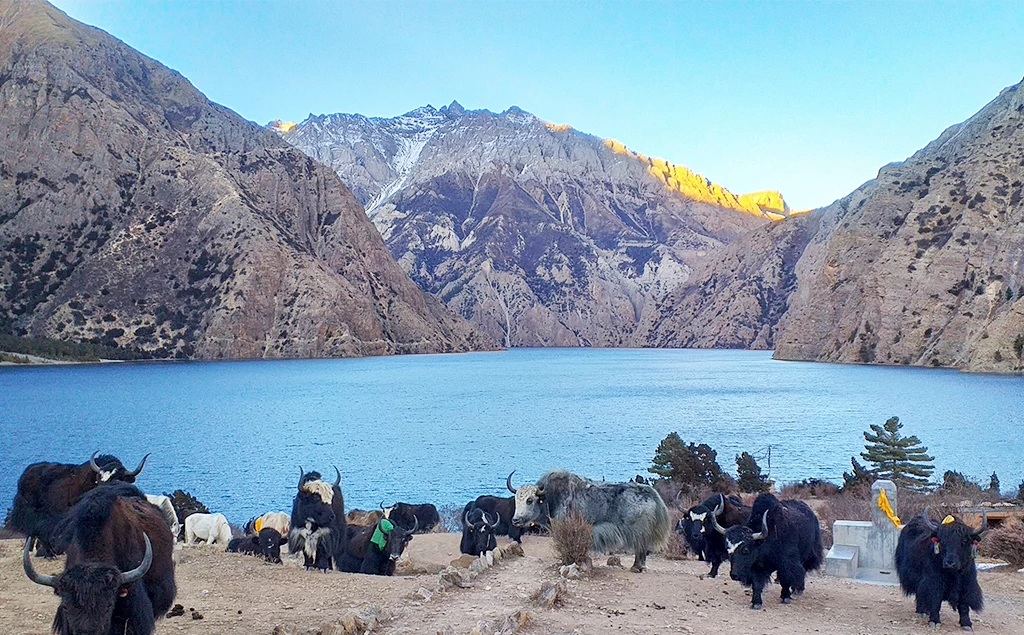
[
  {"left": 0, "top": 0, "right": 493, "bottom": 358},
  {"left": 773, "top": 77, "right": 1024, "bottom": 372},
  {"left": 278, "top": 103, "right": 791, "bottom": 347}
]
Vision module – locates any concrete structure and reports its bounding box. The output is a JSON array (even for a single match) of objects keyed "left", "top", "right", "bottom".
[{"left": 825, "top": 480, "right": 900, "bottom": 585}]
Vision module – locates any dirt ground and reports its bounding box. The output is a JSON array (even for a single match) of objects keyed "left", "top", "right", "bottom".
[{"left": 2, "top": 535, "right": 1023, "bottom": 635}]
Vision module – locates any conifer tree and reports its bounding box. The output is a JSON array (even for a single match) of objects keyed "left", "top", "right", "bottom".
[
  {"left": 860, "top": 416, "right": 934, "bottom": 489},
  {"left": 648, "top": 432, "right": 724, "bottom": 491},
  {"left": 736, "top": 452, "right": 771, "bottom": 493},
  {"left": 842, "top": 457, "right": 875, "bottom": 492}
]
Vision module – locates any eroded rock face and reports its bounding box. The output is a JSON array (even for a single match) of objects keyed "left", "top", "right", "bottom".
[
  {"left": 280, "top": 102, "right": 790, "bottom": 347},
  {"left": 0, "top": 0, "right": 493, "bottom": 358},
  {"left": 774, "top": 77, "right": 1024, "bottom": 372}
]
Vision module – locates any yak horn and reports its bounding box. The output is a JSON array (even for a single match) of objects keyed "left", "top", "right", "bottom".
[
  {"left": 506, "top": 471, "right": 517, "bottom": 494},
  {"left": 297, "top": 467, "right": 305, "bottom": 490},
  {"left": 23, "top": 539, "right": 57, "bottom": 587},
  {"left": 713, "top": 494, "right": 725, "bottom": 517},
  {"left": 407, "top": 516, "right": 419, "bottom": 534},
  {"left": 90, "top": 451, "right": 103, "bottom": 474},
  {"left": 489, "top": 512, "right": 501, "bottom": 529},
  {"left": 333, "top": 466, "right": 341, "bottom": 488},
  {"left": 119, "top": 534, "right": 152, "bottom": 585},
  {"left": 124, "top": 453, "right": 151, "bottom": 478},
  {"left": 463, "top": 510, "right": 475, "bottom": 530},
  {"left": 751, "top": 511, "right": 770, "bottom": 540},
  {"left": 379, "top": 500, "right": 387, "bottom": 513},
  {"left": 673, "top": 490, "right": 683, "bottom": 509},
  {"left": 709, "top": 509, "right": 728, "bottom": 535},
  {"left": 921, "top": 506, "right": 939, "bottom": 531}
]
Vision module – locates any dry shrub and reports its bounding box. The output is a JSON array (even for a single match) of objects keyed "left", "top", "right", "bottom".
[
  {"left": 816, "top": 493, "right": 871, "bottom": 549},
  {"left": 437, "top": 503, "right": 464, "bottom": 533},
  {"left": 779, "top": 479, "right": 841, "bottom": 499},
  {"left": 550, "top": 508, "right": 593, "bottom": 566},
  {"left": 980, "top": 517, "right": 1024, "bottom": 567}
]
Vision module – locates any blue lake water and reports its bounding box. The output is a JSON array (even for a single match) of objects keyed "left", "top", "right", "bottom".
[{"left": 1, "top": 349, "right": 1022, "bottom": 523}]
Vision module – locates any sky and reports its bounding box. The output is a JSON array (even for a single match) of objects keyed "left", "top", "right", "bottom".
[{"left": 51, "top": 1, "right": 1024, "bottom": 211}]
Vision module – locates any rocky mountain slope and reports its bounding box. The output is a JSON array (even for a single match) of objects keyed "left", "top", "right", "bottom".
[
  {"left": 276, "top": 104, "right": 791, "bottom": 346},
  {"left": 773, "top": 77, "right": 1024, "bottom": 372},
  {"left": 0, "top": 0, "right": 493, "bottom": 358}
]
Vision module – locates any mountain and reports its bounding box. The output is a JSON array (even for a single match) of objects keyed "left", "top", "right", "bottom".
[
  {"left": 0, "top": 0, "right": 493, "bottom": 358},
  {"left": 773, "top": 77, "right": 1024, "bottom": 372},
  {"left": 276, "top": 103, "right": 791, "bottom": 346}
]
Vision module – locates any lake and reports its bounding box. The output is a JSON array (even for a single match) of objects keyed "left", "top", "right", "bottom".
[{"left": 1, "top": 348, "right": 1021, "bottom": 523}]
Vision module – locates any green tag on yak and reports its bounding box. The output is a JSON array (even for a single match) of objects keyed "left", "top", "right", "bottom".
[{"left": 370, "top": 519, "right": 394, "bottom": 550}]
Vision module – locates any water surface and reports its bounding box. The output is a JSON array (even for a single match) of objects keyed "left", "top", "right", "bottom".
[{"left": 1, "top": 349, "right": 1021, "bottom": 522}]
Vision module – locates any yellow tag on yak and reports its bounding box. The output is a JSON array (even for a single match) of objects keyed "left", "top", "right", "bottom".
[
  {"left": 942, "top": 515, "right": 956, "bottom": 525},
  {"left": 877, "top": 489, "right": 902, "bottom": 529},
  {"left": 254, "top": 517, "right": 264, "bottom": 533}
]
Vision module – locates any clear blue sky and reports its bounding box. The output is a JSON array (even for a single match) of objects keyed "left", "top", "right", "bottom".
[{"left": 52, "top": 0, "right": 1024, "bottom": 211}]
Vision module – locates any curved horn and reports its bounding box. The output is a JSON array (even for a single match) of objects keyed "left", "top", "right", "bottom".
[
  {"left": 463, "top": 510, "right": 475, "bottom": 530},
  {"left": 379, "top": 500, "right": 386, "bottom": 513},
  {"left": 488, "top": 511, "right": 501, "bottom": 529},
  {"left": 709, "top": 509, "right": 728, "bottom": 535},
  {"left": 297, "top": 467, "right": 305, "bottom": 490},
  {"left": 673, "top": 490, "right": 683, "bottom": 509},
  {"left": 713, "top": 494, "right": 725, "bottom": 516},
  {"left": 332, "top": 466, "right": 341, "bottom": 488},
  {"left": 407, "top": 516, "right": 419, "bottom": 534},
  {"left": 119, "top": 534, "right": 152, "bottom": 585},
  {"left": 90, "top": 451, "right": 103, "bottom": 474},
  {"left": 23, "top": 539, "right": 57, "bottom": 587},
  {"left": 751, "top": 510, "right": 770, "bottom": 540},
  {"left": 921, "top": 506, "right": 939, "bottom": 531},
  {"left": 506, "top": 471, "right": 517, "bottom": 494},
  {"left": 124, "top": 453, "right": 151, "bottom": 478}
]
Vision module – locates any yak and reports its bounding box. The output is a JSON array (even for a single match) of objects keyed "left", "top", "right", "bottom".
[
  {"left": 690, "top": 493, "right": 750, "bottom": 578},
  {"left": 462, "top": 495, "right": 523, "bottom": 542},
  {"left": 244, "top": 511, "right": 290, "bottom": 537},
  {"left": 460, "top": 507, "right": 500, "bottom": 557},
  {"left": 183, "top": 512, "right": 232, "bottom": 546},
  {"left": 337, "top": 516, "right": 418, "bottom": 575},
  {"left": 288, "top": 467, "right": 345, "bottom": 571},
  {"left": 507, "top": 470, "right": 670, "bottom": 572},
  {"left": 11, "top": 451, "right": 150, "bottom": 557},
  {"left": 719, "top": 493, "right": 823, "bottom": 610},
  {"left": 227, "top": 528, "right": 286, "bottom": 564},
  {"left": 895, "top": 511, "right": 985, "bottom": 630},
  {"left": 145, "top": 495, "right": 180, "bottom": 541},
  {"left": 346, "top": 509, "right": 384, "bottom": 526},
  {"left": 384, "top": 502, "right": 440, "bottom": 533},
  {"left": 675, "top": 514, "right": 706, "bottom": 561},
  {"left": 23, "top": 482, "right": 175, "bottom": 635}
]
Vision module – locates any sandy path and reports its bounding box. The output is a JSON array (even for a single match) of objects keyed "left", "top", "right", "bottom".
[{"left": 2, "top": 536, "right": 1022, "bottom": 634}]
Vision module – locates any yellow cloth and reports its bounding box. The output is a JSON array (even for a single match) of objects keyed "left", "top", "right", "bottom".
[
  {"left": 254, "top": 517, "right": 263, "bottom": 533},
  {"left": 877, "top": 489, "right": 903, "bottom": 529},
  {"left": 942, "top": 515, "right": 955, "bottom": 525}
]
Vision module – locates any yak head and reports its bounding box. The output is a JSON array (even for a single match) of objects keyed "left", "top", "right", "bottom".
[
  {"left": 687, "top": 504, "right": 711, "bottom": 536},
  {"left": 291, "top": 468, "right": 338, "bottom": 529},
  {"left": 462, "top": 507, "right": 500, "bottom": 556},
  {"left": 258, "top": 528, "right": 285, "bottom": 564},
  {"left": 24, "top": 535, "right": 152, "bottom": 635},
  {"left": 89, "top": 451, "right": 150, "bottom": 484},
  {"left": 676, "top": 515, "right": 705, "bottom": 555},
  {"left": 506, "top": 471, "right": 546, "bottom": 528},
  {"left": 723, "top": 510, "right": 770, "bottom": 586},
  {"left": 371, "top": 517, "right": 417, "bottom": 562},
  {"left": 923, "top": 512, "right": 984, "bottom": 572}
]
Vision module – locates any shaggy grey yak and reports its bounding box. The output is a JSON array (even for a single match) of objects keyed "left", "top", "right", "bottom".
[{"left": 507, "top": 470, "right": 670, "bottom": 572}]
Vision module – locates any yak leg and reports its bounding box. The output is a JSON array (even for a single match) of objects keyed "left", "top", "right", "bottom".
[
  {"left": 957, "top": 598, "right": 974, "bottom": 631},
  {"left": 750, "top": 576, "right": 765, "bottom": 610},
  {"left": 917, "top": 579, "right": 944, "bottom": 627},
  {"left": 630, "top": 549, "right": 647, "bottom": 573},
  {"left": 708, "top": 554, "right": 722, "bottom": 578},
  {"left": 777, "top": 560, "right": 805, "bottom": 603}
]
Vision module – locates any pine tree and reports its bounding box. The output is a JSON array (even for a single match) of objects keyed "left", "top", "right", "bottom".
[
  {"left": 736, "top": 452, "right": 771, "bottom": 493},
  {"left": 860, "top": 416, "right": 934, "bottom": 489},
  {"left": 648, "top": 432, "right": 724, "bottom": 491},
  {"left": 842, "top": 457, "right": 876, "bottom": 493},
  {"left": 989, "top": 472, "right": 1000, "bottom": 494}
]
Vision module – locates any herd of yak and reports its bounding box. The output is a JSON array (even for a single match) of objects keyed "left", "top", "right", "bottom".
[{"left": 7, "top": 452, "right": 987, "bottom": 634}]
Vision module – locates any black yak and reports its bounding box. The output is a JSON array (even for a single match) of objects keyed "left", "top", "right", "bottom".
[
  {"left": 507, "top": 470, "right": 670, "bottom": 572},
  {"left": 462, "top": 494, "right": 523, "bottom": 542},
  {"left": 719, "top": 493, "right": 823, "bottom": 610},
  {"left": 384, "top": 502, "right": 440, "bottom": 533},
  {"left": 675, "top": 514, "right": 706, "bottom": 560},
  {"left": 11, "top": 451, "right": 150, "bottom": 557},
  {"left": 227, "top": 528, "right": 286, "bottom": 564},
  {"left": 460, "top": 507, "right": 499, "bottom": 556},
  {"left": 288, "top": 467, "right": 342, "bottom": 571},
  {"left": 22, "top": 482, "right": 175, "bottom": 635},
  {"left": 337, "top": 516, "right": 418, "bottom": 575},
  {"left": 691, "top": 493, "right": 750, "bottom": 577},
  {"left": 895, "top": 511, "right": 984, "bottom": 630}
]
